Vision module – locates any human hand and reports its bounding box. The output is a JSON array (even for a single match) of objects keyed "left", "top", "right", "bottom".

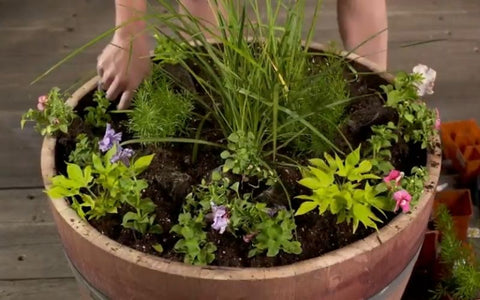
[{"left": 97, "top": 32, "right": 151, "bottom": 109}]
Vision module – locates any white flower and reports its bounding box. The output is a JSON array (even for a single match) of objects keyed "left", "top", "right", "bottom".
[{"left": 412, "top": 64, "right": 437, "bottom": 96}]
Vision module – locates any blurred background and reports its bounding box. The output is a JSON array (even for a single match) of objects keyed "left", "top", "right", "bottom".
[{"left": 0, "top": 0, "right": 478, "bottom": 299}]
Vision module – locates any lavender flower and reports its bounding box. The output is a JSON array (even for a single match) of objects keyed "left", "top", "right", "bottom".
[
  {"left": 266, "top": 205, "right": 286, "bottom": 217},
  {"left": 99, "top": 123, "right": 122, "bottom": 152},
  {"left": 111, "top": 147, "right": 134, "bottom": 167},
  {"left": 211, "top": 202, "right": 229, "bottom": 234}
]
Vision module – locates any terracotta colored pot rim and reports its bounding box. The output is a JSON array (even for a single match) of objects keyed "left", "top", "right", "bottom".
[{"left": 40, "top": 42, "right": 442, "bottom": 281}]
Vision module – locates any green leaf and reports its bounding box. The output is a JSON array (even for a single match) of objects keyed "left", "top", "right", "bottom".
[
  {"left": 295, "top": 201, "right": 318, "bottom": 216},
  {"left": 323, "top": 153, "right": 337, "bottom": 170},
  {"left": 133, "top": 154, "right": 154, "bottom": 174},
  {"left": 66, "top": 164, "right": 84, "bottom": 183},
  {"left": 352, "top": 203, "right": 378, "bottom": 233},
  {"left": 309, "top": 167, "right": 334, "bottom": 187},
  {"left": 248, "top": 248, "right": 259, "bottom": 258},
  {"left": 346, "top": 146, "right": 361, "bottom": 167},
  {"left": 46, "top": 186, "right": 72, "bottom": 198},
  {"left": 309, "top": 158, "right": 329, "bottom": 171},
  {"left": 152, "top": 243, "right": 164, "bottom": 254},
  {"left": 298, "top": 177, "right": 321, "bottom": 190},
  {"left": 92, "top": 154, "right": 104, "bottom": 172},
  {"left": 220, "top": 150, "right": 230, "bottom": 159},
  {"left": 122, "top": 212, "right": 138, "bottom": 225},
  {"left": 149, "top": 224, "right": 163, "bottom": 234},
  {"left": 356, "top": 160, "right": 372, "bottom": 173}
]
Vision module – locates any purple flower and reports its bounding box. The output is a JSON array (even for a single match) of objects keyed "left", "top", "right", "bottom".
[
  {"left": 111, "top": 147, "right": 134, "bottom": 167},
  {"left": 266, "top": 205, "right": 286, "bottom": 217},
  {"left": 211, "top": 202, "right": 229, "bottom": 234},
  {"left": 99, "top": 123, "right": 122, "bottom": 152}
]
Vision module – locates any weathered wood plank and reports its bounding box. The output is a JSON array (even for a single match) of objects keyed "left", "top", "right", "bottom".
[
  {"left": 0, "top": 242, "right": 73, "bottom": 280},
  {"left": 0, "top": 223, "right": 59, "bottom": 247},
  {"left": 0, "top": 278, "right": 79, "bottom": 300},
  {"left": 0, "top": 189, "right": 52, "bottom": 223}
]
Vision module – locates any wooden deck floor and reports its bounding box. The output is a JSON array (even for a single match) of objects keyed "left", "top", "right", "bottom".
[{"left": 0, "top": 0, "right": 479, "bottom": 299}]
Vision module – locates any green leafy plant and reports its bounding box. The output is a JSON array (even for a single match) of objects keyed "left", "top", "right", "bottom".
[
  {"left": 220, "top": 130, "right": 275, "bottom": 183},
  {"left": 128, "top": 70, "right": 194, "bottom": 143},
  {"left": 431, "top": 204, "right": 480, "bottom": 300},
  {"left": 21, "top": 87, "right": 77, "bottom": 135},
  {"left": 171, "top": 212, "right": 217, "bottom": 265},
  {"left": 68, "top": 134, "right": 99, "bottom": 167},
  {"left": 401, "top": 166, "right": 428, "bottom": 205},
  {"left": 121, "top": 179, "right": 162, "bottom": 235},
  {"left": 381, "top": 72, "right": 437, "bottom": 149},
  {"left": 47, "top": 147, "right": 159, "bottom": 235},
  {"left": 295, "top": 147, "right": 390, "bottom": 232},
  {"left": 285, "top": 51, "right": 350, "bottom": 155},
  {"left": 84, "top": 90, "right": 111, "bottom": 128},
  {"left": 247, "top": 208, "right": 301, "bottom": 257},
  {"left": 367, "top": 122, "right": 398, "bottom": 174}
]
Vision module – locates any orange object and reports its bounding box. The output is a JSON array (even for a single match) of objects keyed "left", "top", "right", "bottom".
[
  {"left": 440, "top": 119, "right": 480, "bottom": 161},
  {"left": 433, "top": 189, "right": 473, "bottom": 242},
  {"left": 456, "top": 145, "right": 480, "bottom": 183}
]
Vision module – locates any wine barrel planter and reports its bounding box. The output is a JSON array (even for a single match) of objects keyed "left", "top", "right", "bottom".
[{"left": 41, "top": 43, "right": 442, "bottom": 300}]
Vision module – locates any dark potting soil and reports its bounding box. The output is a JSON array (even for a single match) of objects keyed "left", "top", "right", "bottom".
[{"left": 55, "top": 59, "right": 426, "bottom": 268}]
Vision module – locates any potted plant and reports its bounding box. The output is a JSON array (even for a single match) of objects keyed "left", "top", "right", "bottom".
[
  {"left": 434, "top": 189, "right": 473, "bottom": 242},
  {"left": 23, "top": 1, "right": 442, "bottom": 299},
  {"left": 430, "top": 204, "right": 480, "bottom": 300}
]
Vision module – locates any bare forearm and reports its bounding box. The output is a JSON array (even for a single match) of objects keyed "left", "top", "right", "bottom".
[
  {"left": 115, "top": 0, "right": 147, "bottom": 37},
  {"left": 337, "top": 0, "right": 388, "bottom": 70}
]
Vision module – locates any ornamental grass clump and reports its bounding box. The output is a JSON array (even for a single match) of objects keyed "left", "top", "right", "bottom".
[{"left": 24, "top": 0, "right": 441, "bottom": 267}]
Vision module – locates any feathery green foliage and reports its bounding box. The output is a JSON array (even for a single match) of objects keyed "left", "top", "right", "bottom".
[
  {"left": 431, "top": 204, "right": 480, "bottom": 300},
  {"left": 129, "top": 67, "right": 194, "bottom": 143}
]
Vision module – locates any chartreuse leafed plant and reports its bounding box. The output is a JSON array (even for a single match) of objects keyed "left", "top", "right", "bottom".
[
  {"left": 47, "top": 124, "right": 161, "bottom": 236},
  {"left": 431, "top": 204, "right": 480, "bottom": 300},
  {"left": 295, "top": 147, "right": 389, "bottom": 232},
  {"left": 21, "top": 87, "right": 76, "bottom": 135}
]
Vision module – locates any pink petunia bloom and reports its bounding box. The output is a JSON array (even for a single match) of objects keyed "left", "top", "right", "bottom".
[
  {"left": 393, "top": 190, "right": 412, "bottom": 213},
  {"left": 211, "top": 203, "right": 229, "bottom": 234},
  {"left": 383, "top": 170, "right": 404, "bottom": 188},
  {"left": 37, "top": 95, "right": 48, "bottom": 111},
  {"left": 243, "top": 232, "right": 256, "bottom": 243},
  {"left": 434, "top": 108, "right": 441, "bottom": 130}
]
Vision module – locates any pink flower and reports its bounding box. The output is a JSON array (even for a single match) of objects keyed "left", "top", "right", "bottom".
[
  {"left": 383, "top": 170, "right": 403, "bottom": 188},
  {"left": 243, "top": 232, "right": 256, "bottom": 243},
  {"left": 37, "top": 95, "right": 48, "bottom": 111},
  {"left": 393, "top": 190, "right": 412, "bottom": 213},
  {"left": 434, "top": 108, "right": 441, "bottom": 130}
]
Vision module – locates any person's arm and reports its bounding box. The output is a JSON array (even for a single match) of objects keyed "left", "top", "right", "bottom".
[
  {"left": 97, "top": 0, "right": 151, "bottom": 109},
  {"left": 337, "top": 0, "right": 388, "bottom": 71}
]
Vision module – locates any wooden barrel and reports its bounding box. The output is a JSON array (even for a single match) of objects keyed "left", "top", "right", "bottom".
[{"left": 41, "top": 44, "right": 442, "bottom": 300}]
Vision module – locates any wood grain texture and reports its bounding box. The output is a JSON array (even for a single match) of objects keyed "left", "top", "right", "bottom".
[{"left": 0, "top": 278, "right": 79, "bottom": 300}]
